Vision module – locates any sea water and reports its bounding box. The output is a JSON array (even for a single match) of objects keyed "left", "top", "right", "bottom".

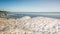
[{"left": 2, "top": 12, "right": 60, "bottom": 19}]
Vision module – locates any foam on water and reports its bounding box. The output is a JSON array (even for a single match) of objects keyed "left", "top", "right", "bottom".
[{"left": 0, "top": 16, "right": 60, "bottom": 34}]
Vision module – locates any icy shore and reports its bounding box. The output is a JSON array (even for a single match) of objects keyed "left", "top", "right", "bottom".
[{"left": 0, "top": 16, "right": 60, "bottom": 34}]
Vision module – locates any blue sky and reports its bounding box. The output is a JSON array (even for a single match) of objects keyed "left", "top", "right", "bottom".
[{"left": 0, "top": 0, "right": 60, "bottom": 12}]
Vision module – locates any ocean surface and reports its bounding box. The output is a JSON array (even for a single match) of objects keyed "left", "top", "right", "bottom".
[{"left": 2, "top": 12, "right": 60, "bottom": 19}]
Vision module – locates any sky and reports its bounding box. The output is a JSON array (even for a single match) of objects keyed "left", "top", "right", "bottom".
[{"left": 0, "top": 0, "right": 60, "bottom": 12}]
